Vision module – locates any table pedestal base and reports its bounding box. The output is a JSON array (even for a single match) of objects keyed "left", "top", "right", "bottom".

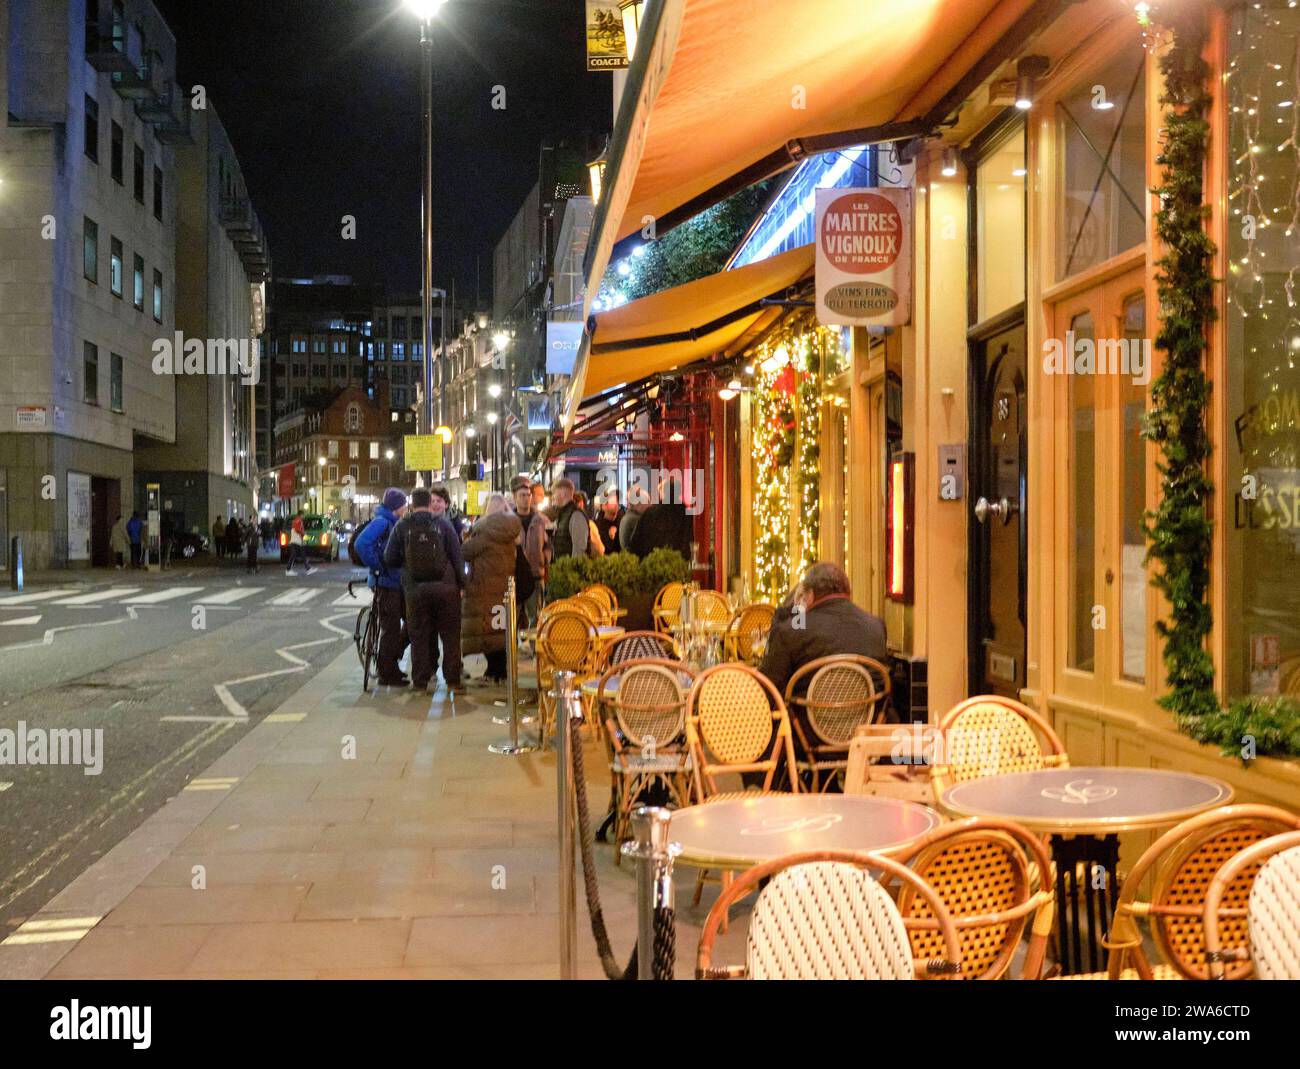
[{"left": 1051, "top": 834, "right": 1120, "bottom": 976}]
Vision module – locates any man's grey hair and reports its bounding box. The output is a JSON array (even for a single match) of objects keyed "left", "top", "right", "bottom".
[{"left": 800, "top": 561, "right": 851, "bottom": 600}]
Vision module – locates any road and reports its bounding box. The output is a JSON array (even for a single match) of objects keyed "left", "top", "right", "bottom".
[{"left": 0, "top": 556, "right": 369, "bottom": 936}]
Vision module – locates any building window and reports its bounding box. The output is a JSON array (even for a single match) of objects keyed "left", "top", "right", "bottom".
[
  {"left": 132, "top": 144, "right": 145, "bottom": 203},
  {"left": 153, "top": 165, "right": 163, "bottom": 220},
  {"left": 110, "top": 352, "right": 123, "bottom": 412},
  {"left": 313, "top": 339, "right": 326, "bottom": 354},
  {"left": 376, "top": 316, "right": 388, "bottom": 336},
  {"left": 153, "top": 269, "right": 162, "bottom": 320},
  {"left": 412, "top": 342, "right": 423, "bottom": 358},
  {"left": 83, "top": 342, "right": 99, "bottom": 405},
  {"left": 393, "top": 317, "right": 407, "bottom": 340},
  {"left": 369, "top": 464, "right": 380, "bottom": 483},
  {"left": 111, "top": 121, "right": 124, "bottom": 184},
  {"left": 328, "top": 439, "right": 338, "bottom": 458},
  {"left": 133, "top": 254, "right": 144, "bottom": 309},
  {"left": 393, "top": 343, "right": 405, "bottom": 358},
  {"left": 369, "top": 441, "right": 379, "bottom": 460},
  {"left": 349, "top": 464, "right": 359, "bottom": 482},
  {"left": 377, "top": 342, "right": 387, "bottom": 358},
  {"left": 327, "top": 464, "right": 338, "bottom": 483},
  {"left": 83, "top": 218, "right": 99, "bottom": 282},
  {"left": 84, "top": 95, "right": 99, "bottom": 162},
  {"left": 110, "top": 237, "right": 123, "bottom": 297},
  {"left": 974, "top": 123, "right": 1026, "bottom": 324}
]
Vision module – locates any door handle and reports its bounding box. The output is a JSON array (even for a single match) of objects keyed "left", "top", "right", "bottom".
[{"left": 974, "top": 496, "right": 1016, "bottom": 526}]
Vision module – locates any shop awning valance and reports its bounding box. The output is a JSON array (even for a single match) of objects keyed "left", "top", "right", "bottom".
[
  {"left": 565, "top": 0, "right": 1046, "bottom": 432},
  {"left": 582, "top": 243, "right": 813, "bottom": 399}
]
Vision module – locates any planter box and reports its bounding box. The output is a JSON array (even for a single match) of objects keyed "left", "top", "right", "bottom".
[{"left": 618, "top": 591, "right": 655, "bottom": 632}]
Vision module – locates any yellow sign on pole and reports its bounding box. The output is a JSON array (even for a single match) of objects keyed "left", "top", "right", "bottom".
[
  {"left": 466, "top": 480, "right": 490, "bottom": 515},
  {"left": 403, "top": 435, "right": 442, "bottom": 472}
]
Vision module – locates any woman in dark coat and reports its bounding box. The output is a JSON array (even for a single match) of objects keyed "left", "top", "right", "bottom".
[{"left": 461, "top": 493, "right": 523, "bottom": 683}]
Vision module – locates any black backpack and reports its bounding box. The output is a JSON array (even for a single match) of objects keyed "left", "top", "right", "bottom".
[
  {"left": 405, "top": 519, "right": 448, "bottom": 582},
  {"left": 347, "top": 519, "right": 372, "bottom": 567}
]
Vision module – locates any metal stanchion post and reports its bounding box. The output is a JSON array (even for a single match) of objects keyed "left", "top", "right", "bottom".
[
  {"left": 555, "top": 670, "right": 580, "bottom": 979},
  {"left": 622, "top": 805, "right": 680, "bottom": 980},
  {"left": 489, "top": 577, "right": 538, "bottom": 754}
]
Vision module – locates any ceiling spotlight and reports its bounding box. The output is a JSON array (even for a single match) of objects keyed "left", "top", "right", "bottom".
[
  {"left": 1012, "top": 166, "right": 1027, "bottom": 178},
  {"left": 743, "top": 364, "right": 754, "bottom": 376},
  {"left": 718, "top": 387, "right": 737, "bottom": 401},
  {"left": 726, "top": 378, "right": 743, "bottom": 392},
  {"left": 1015, "top": 55, "right": 1049, "bottom": 111},
  {"left": 941, "top": 147, "right": 958, "bottom": 177}
]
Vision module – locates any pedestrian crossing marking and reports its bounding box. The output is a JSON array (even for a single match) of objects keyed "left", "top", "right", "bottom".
[
  {"left": 0, "top": 590, "right": 77, "bottom": 606},
  {"left": 267, "top": 588, "right": 323, "bottom": 606},
  {"left": 0, "top": 615, "right": 42, "bottom": 626},
  {"left": 51, "top": 586, "right": 142, "bottom": 605},
  {"left": 194, "top": 587, "right": 263, "bottom": 605},
  {"left": 122, "top": 586, "right": 204, "bottom": 604},
  {"left": 332, "top": 590, "right": 365, "bottom": 606},
  {"left": 0, "top": 782, "right": 11, "bottom": 792}
]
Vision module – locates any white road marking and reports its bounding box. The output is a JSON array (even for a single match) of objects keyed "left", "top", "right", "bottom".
[
  {"left": 51, "top": 586, "right": 142, "bottom": 605},
  {"left": 0, "top": 615, "right": 42, "bottom": 626},
  {"left": 0, "top": 783, "right": 12, "bottom": 792},
  {"left": 266, "top": 588, "right": 323, "bottom": 607},
  {"left": 0, "top": 606, "right": 140, "bottom": 651},
  {"left": 122, "top": 586, "right": 204, "bottom": 604},
  {"left": 210, "top": 612, "right": 350, "bottom": 718},
  {"left": 0, "top": 590, "right": 78, "bottom": 606},
  {"left": 194, "top": 587, "right": 263, "bottom": 604},
  {"left": 332, "top": 590, "right": 364, "bottom": 606}
]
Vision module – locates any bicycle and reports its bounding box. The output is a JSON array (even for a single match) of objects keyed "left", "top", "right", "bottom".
[{"left": 349, "top": 579, "right": 380, "bottom": 692}]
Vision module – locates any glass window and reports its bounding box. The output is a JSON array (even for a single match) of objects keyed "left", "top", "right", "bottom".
[
  {"left": 1225, "top": 0, "right": 1300, "bottom": 698},
  {"left": 133, "top": 254, "right": 144, "bottom": 309},
  {"left": 1119, "top": 293, "right": 1147, "bottom": 682},
  {"left": 369, "top": 441, "right": 379, "bottom": 459},
  {"left": 349, "top": 465, "right": 359, "bottom": 482},
  {"left": 153, "top": 165, "right": 163, "bottom": 220},
  {"left": 133, "top": 144, "right": 145, "bottom": 202},
  {"left": 84, "top": 95, "right": 98, "bottom": 161},
  {"left": 153, "top": 268, "right": 162, "bottom": 320},
  {"left": 975, "top": 125, "right": 1026, "bottom": 322},
  {"left": 83, "top": 341, "right": 99, "bottom": 405},
  {"left": 110, "top": 237, "right": 123, "bottom": 297},
  {"left": 348, "top": 441, "right": 359, "bottom": 458},
  {"left": 327, "top": 464, "right": 338, "bottom": 483},
  {"left": 328, "top": 440, "right": 338, "bottom": 458},
  {"left": 393, "top": 343, "right": 405, "bottom": 358},
  {"left": 83, "top": 217, "right": 98, "bottom": 282},
  {"left": 110, "top": 352, "right": 123, "bottom": 412},
  {"left": 1056, "top": 44, "right": 1146, "bottom": 280},
  {"left": 369, "top": 464, "right": 380, "bottom": 483},
  {"left": 1068, "top": 310, "right": 1097, "bottom": 671},
  {"left": 412, "top": 342, "right": 423, "bottom": 358},
  {"left": 111, "top": 122, "right": 123, "bottom": 183},
  {"left": 393, "top": 317, "right": 407, "bottom": 340}
]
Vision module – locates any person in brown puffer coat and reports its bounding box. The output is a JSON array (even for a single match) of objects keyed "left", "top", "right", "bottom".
[{"left": 461, "top": 493, "right": 523, "bottom": 682}]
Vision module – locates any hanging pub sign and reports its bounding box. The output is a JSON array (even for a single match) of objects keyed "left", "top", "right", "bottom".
[
  {"left": 585, "top": 0, "right": 629, "bottom": 71},
  {"left": 814, "top": 187, "right": 912, "bottom": 327}
]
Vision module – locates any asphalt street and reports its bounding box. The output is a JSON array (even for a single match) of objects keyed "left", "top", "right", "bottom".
[{"left": 0, "top": 555, "right": 370, "bottom": 935}]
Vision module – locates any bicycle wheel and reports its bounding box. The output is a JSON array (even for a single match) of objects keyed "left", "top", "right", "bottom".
[
  {"left": 361, "top": 605, "right": 381, "bottom": 692},
  {"left": 354, "top": 606, "right": 370, "bottom": 672}
]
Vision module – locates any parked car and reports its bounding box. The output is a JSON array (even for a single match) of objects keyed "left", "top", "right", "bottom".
[
  {"left": 171, "top": 529, "right": 209, "bottom": 559},
  {"left": 278, "top": 514, "right": 340, "bottom": 562}
]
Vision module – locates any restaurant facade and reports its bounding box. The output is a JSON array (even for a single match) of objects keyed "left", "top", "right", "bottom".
[{"left": 566, "top": 0, "right": 1300, "bottom": 823}]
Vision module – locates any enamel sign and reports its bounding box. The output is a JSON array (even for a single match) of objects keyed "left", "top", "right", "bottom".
[{"left": 815, "top": 187, "right": 912, "bottom": 327}]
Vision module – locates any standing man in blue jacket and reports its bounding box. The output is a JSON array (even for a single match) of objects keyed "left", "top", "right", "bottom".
[{"left": 354, "top": 487, "right": 410, "bottom": 686}]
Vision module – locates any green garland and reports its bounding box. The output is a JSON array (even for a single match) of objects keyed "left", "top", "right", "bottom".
[
  {"left": 1143, "top": 6, "right": 1220, "bottom": 723},
  {"left": 798, "top": 333, "right": 822, "bottom": 570}
]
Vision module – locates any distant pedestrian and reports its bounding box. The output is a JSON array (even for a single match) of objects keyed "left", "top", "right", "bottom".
[
  {"left": 354, "top": 488, "right": 410, "bottom": 686},
  {"left": 573, "top": 491, "right": 604, "bottom": 558},
  {"left": 512, "top": 478, "right": 544, "bottom": 628},
  {"left": 596, "top": 489, "right": 624, "bottom": 555},
  {"left": 284, "top": 510, "right": 314, "bottom": 576},
  {"left": 160, "top": 513, "right": 174, "bottom": 569},
  {"left": 260, "top": 517, "right": 273, "bottom": 552},
  {"left": 384, "top": 486, "right": 465, "bottom": 691},
  {"left": 225, "top": 516, "right": 240, "bottom": 559},
  {"left": 620, "top": 485, "right": 650, "bottom": 552},
  {"left": 462, "top": 493, "right": 522, "bottom": 684},
  {"left": 126, "top": 512, "right": 144, "bottom": 568},
  {"left": 110, "top": 515, "right": 128, "bottom": 569},
  {"left": 627, "top": 479, "right": 693, "bottom": 560},
  {"left": 548, "top": 478, "right": 589, "bottom": 559},
  {"left": 212, "top": 516, "right": 226, "bottom": 560},
  {"left": 244, "top": 520, "right": 260, "bottom": 574}
]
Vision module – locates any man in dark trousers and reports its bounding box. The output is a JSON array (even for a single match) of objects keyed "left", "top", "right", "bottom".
[
  {"left": 355, "top": 488, "right": 410, "bottom": 686},
  {"left": 384, "top": 485, "right": 465, "bottom": 692},
  {"left": 596, "top": 489, "right": 624, "bottom": 555}
]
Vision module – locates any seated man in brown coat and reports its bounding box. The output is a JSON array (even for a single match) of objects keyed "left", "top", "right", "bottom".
[{"left": 758, "top": 561, "right": 889, "bottom": 703}]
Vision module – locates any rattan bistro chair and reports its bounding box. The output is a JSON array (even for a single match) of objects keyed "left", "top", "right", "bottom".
[
  {"left": 1089, "top": 804, "right": 1300, "bottom": 980},
  {"left": 723, "top": 602, "right": 775, "bottom": 664},
  {"left": 785, "top": 655, "right": 891, "bottom": 792},
  {"left": 652, "top": 582, "right": 685, "bottom": 633},
  {"left": 1204, "top": 830, "right": 1300, "bottom": 980},
  {"left": 931, "top": 695, "right": 1068, "bottom": 796},
  {"left": 697, "top": 851, "right": 963, "bottom": 980},
  {"left": 603, "top": 630, "right": 680, "bottom": 669},
  {"left": 568, "top": 593, "right": 608, "bottom": 625},
  {"left": 597, "top": 658, "right": 695, "bottom": 859},
  {"left": 535, "top": 610, "right": 600, "bottom": 747},
  {"left": 890, "top": 817, "right": 1056, "bottom": 979},
  {"left": 583, "top": 583, "right": 618, "bottom": 619},
  {"left": 691, "top": 589, "right": 732, "bottom": 626}
]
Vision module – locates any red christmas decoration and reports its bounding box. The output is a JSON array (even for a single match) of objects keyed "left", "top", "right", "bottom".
[{"left": 773, "top": 366, "right": 797, "bottom": 397}]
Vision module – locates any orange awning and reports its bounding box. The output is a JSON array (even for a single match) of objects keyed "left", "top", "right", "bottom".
[
  {"left": 566, "top": 0, "right": 1043, "bottom": 432},
  {"left": 583, "top": 244, "right": 813, "bottom": 398}
]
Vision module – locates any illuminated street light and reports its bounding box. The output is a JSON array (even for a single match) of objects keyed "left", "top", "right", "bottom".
[
  {"left": 487, "top": 412, "right": 499, "bottom": 425},
  {"left": 385, "top": 449, "right": 395, "bottom": 460},
  {"left": 492, "top": 331, "right": 511, "bottom": 350},
  {"left": 619, "top": 0, "right": 646, "bottom": 60},
  {"left": 405, "top": 0, "right": 446, "bottom": 22},
  {"left": 465, "top": 426, "right": 477, "bottom": 438},
  {"left": 488, "top": 383, "right": 502, "bottom": 399}
]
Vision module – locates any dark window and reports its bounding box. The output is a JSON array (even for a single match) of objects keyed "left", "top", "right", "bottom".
[
  {"left": 111, "top": 121, "right": 123, "bottom": 183},
  {"left": 133, "top": 145, "right": 145, "bottom": 203},
  {"left": 84, "top": 95, "right": 99, "bottom": 162},
  {"left": 110, "top": 236, "right": 123, "bottom": 297},
  {"left": 153, "top": 165, "right": 163, "bottom": 220},
  {"left": 83, "top": 217, "right": 98, "bottom": 282},
  {"left": 392, "top": 317, "right": 407, "bottom": 340},
  {"left": 110, "top": 353, "right": 123, "bottom": 412},
  {"left": 133, "top": 254, "right": 144, "bottom": 310},
  {"left": 85, "top": 0, "right": 99, "bottom": 53},
  {"left": 83, "top": 342, "right": 99, "bottom": 405},
  {"left": 153, "top": 269, "right": 162, "bottom": 321}
]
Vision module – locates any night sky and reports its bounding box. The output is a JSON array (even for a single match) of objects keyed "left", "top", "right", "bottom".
[{"left": 153, "top": 0, "right": 613, "bottom": 301}]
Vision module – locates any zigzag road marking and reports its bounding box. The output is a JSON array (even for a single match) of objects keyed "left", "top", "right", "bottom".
[
  {"left": 209, "top": 611, "right": 351, "bottom": 719},
  {"left": 1, "top": 607, "right": 140, "bottom": 651}
]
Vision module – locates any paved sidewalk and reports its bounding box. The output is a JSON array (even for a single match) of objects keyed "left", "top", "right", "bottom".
[{"left": 0, "top": 645, "right": 726, "bottom": 979}]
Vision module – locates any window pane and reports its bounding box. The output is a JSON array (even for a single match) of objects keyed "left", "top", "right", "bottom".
[
  {"left": 153, "top": 166, "right": 163, "bottom": 220},
  {"left": 110, "top": 237, "right": 123, "bottom": 297},
  {"left": 976, "top": 125, "right": 1026, "bottom": 322},
  {"left": 1056, "top": 46, "right": 1146, "bottom": 280},
  {"left": 111, "top": 121, "right": 123, "bottom": 183},
  {"left": 153, "top": 269, "right": 162, "bottom": 319},
  {"left": 110, "top": 353, "right": 123, "bottom": 412},
  {"left": 83, "top": 341, "right": 99, "bottom": 405},
  {"left": 84, "top": 218, "right": 98, "bottom": 281},
  {"left": 1068, "top": 310, "right": 1096, "bottom": 671},
  {"left": 1120, "top": 294, "right": 1147, "bottom": 683},
  {"left": 84, "top": 95, "right": 98, "bottom": 161},
  {"left": 133, "top": 145, "right": 145, "bottom": 202},
  {"left": 133, "top": 254, "right": 144, "bottom": 308}
]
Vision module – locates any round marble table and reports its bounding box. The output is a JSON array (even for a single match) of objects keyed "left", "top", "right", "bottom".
[
  {"left": 582, "top": 669, "right": 695, "bottom": 698},
  {"left": 669, "top": 793, "right": 942, "bottom": 870},
  {"left": 941, "top": 766, "right": 1232, "bottom": 974}
]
